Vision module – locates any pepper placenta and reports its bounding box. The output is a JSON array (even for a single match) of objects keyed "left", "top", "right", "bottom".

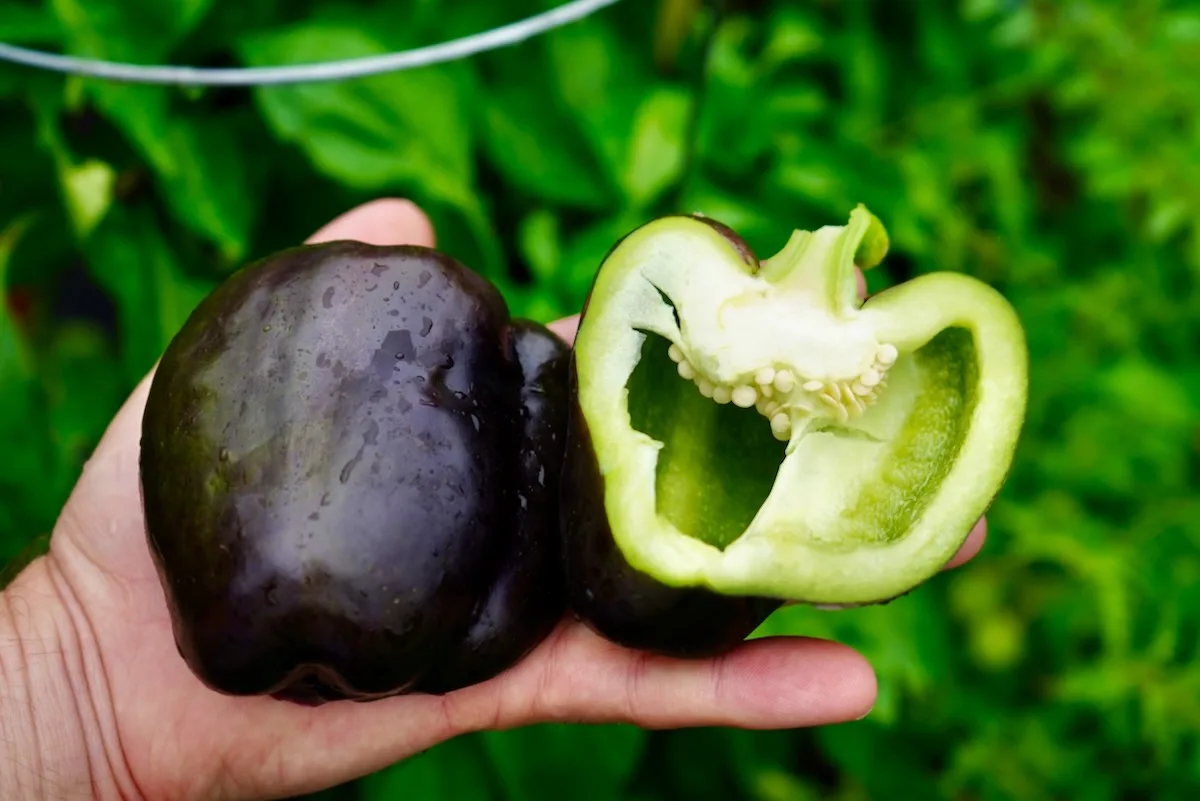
[
  {"left": 139, "top": 241, "right": 569, "bottom": 703},
  {"left": 561, "top": 205, "right": 1029, "bottom": 657}
]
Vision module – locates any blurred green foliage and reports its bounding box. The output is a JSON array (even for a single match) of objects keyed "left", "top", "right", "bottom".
[{"left": 3, "top": 0, "right": 1200, "bottom": 798}]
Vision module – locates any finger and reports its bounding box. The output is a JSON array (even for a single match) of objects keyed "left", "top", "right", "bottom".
[
  {"left": 943, "top": 517, "right": 987, "bottom": 570},
  {"left": 242, "top": 622, "right": 876, "bottom": 796},
  {"left": 306, "top": 197, "right": 435, "bottom": 247},
  {"left": 546, "top": 314, "right": 579, "bottom": 345},
  {"left": 470, "top": 622, "right": 877, "bottom": 732}
]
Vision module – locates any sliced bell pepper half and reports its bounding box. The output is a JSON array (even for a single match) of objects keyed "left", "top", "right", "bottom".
[{"left": 561, "top": 205, "right": 1028, "bottom": 656}]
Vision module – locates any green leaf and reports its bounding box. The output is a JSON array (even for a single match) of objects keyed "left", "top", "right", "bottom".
[
  {"left": 240, "top": 24, "right": 474, "bottom": 198},
  {"left": 1098, "top": 359, "right": 1195, "bottom": 431},
  {"left": 500, "top": 281, "right": 570, "bottom": 326},
  {"left": 27, "top": 86, "right": 117, "bottom": 240},
  {"left": 41, "top": 321, "right": 125, "bottom": 473},
  {"left": 238, "top": 22, "right": 500, "bottom": 276},
  {"left": 359, "top": 735, "right": 494, "bottom": 801},
  {"left": 757, "top": 7, "right": 823, "bottom": 72},
  {"left": 479, "top": 84, "right": 614, "bottom": 209},
  {"left": 618, "top": 86, "right": 692, "bottom": 209},
  {"left": 49, "top": 0, "right": 215, "bottom": 61},
  {"left": 0, "top": 2, "right": 62, "bottom": 44},
  {"left": 85, "top": 86, "right": 254, "bottom": 264},
  {"left": 0, "top": 214, "right": 56, "bottom": 556},
  {"left": 656, "top": 728, "right": 743, "bottom": 801},
  {"left": 543, "top": 14, "right": 648, "bottom": 185},
  {"left": 516, "top": 209, "right": 562, "bottom": 285},
  {"left": 653, "top": 0, "right": 703, "bottom": 70},
  {"left": 82, "top": 203, "right": 216, "bottom": 383},
  {"left": 815, "top": 722, "right": 942, "bottom": 800},
  {"left": 696, "top": 18, "right": 787, "bottom": 176},
  {"left": 555, "top": 213, "right": 642, "bottom": 308},
  {"left": 0, "top": 213, "right": 37, "bottom": 382},
  {"left": 150, "top": 115, "right": 255, "bottom": 265},
  {"left": 60, "top": 159, "right": 117, "bottom": 240},
  {"left": 30, "top": 74, "right": 250, "bottom": 263},
  {"left": 482, "top": 724, "right": 647, "bottom": 801},
  {"left": 723, "top": 730, "right": 811, "bottom": 801}
]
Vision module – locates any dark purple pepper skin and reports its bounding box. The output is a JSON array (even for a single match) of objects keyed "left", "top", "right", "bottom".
[
  {"left": 139, "top": 241, "right": 568, "bottom": 703},
  {"left": 413, "top": 321, "right": 571, "bottom": 694}
]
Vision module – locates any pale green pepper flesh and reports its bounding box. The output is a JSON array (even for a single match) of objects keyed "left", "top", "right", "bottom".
[
  {"left": 627, "top": 324, "right": 979, "bottom": 554},
  {"left": 568, "top": 204, "right": 1028, "bottom": 605}
]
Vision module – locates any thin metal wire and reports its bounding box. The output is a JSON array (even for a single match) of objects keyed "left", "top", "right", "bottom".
[{"left": 0, "top": 0, "right": 623, "bottom": 86}]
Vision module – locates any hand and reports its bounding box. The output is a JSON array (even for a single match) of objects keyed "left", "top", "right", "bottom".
[{"left": 0, "top": 198, "right": 987, "bottom": 801}]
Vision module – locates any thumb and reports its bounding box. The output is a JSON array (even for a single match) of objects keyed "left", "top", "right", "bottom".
[{"left": 306, "top": 198, "right": 436, "bottom": 247}]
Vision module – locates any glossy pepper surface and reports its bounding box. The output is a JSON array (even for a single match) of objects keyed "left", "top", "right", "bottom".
[
  {"left": 561, "top": 205, "right": 1029, "bottom": 657},
  {"left": 139, "top": 241, "right": 569, "bottom": 703}
]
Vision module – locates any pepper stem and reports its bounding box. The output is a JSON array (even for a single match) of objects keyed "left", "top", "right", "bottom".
[{"left": 759, "top": 204, "right": 889, "bottom": 315}]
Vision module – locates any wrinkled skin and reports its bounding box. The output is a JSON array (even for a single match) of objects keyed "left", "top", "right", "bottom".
[{"left": 140, "top": 241, "right": 568, "bottom": 702}]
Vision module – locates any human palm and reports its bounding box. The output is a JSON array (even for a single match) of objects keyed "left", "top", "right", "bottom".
[{"left": 27, "top": 199, "right": 985, "bottom": 801}]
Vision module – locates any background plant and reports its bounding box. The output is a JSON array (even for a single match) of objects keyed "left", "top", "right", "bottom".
[{"left": 3, "top": 0, "right": 1200, "bottom": 798}]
